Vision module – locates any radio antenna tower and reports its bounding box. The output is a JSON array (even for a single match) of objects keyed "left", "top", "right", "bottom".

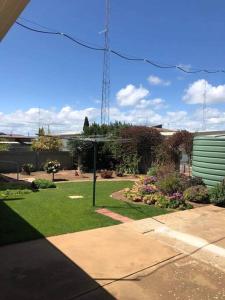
[{"left": 101, "top": 0, "right": 110, "bottom": 124}]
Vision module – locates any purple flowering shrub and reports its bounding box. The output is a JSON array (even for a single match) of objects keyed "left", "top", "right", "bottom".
[
  {"left": 143, "top": 176, "right": 157, "bottom": 185},
  {"left": 168, "top": 192, "right": 183, "bottom": 201},
  {"left": 141, "top": 184, "right": 158, "bottom": 195}
]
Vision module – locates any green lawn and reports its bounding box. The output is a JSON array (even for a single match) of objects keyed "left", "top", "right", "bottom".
[{"left": 0, "top": 181, "right": 168, "bottom": 245}]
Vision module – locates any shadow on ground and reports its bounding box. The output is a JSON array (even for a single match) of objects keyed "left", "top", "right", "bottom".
[{"left": 0, "top": 201, "right": 115, "bottom": 300}]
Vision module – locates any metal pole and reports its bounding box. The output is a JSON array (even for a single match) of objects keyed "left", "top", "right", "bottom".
[
  {"left": 93, "top": 142, "right": 97, "bottom": 206},
  {"left": 17, "top": 163, "right": 19, "bottom": 181}
]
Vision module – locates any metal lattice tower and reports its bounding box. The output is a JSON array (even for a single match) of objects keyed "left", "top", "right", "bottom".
[{"left": 101, "top": 0, "right": 110, "bottom": 124}]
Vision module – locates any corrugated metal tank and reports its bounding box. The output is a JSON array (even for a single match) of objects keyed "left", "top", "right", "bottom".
[{"left": 192, "top": 135, "right": 225, "bottom": 187}]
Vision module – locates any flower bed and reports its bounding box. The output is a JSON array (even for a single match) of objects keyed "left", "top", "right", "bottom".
[{"left": 124, "top": 175, "right": 195, "bottom": 210}]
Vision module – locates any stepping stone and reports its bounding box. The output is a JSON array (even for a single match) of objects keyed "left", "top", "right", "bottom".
[
  {"left": 96, "top": 208, "right": 133, "bottom": 223},
  {"left": 68, "top": 195, "right": 84, "bottom": 199}
]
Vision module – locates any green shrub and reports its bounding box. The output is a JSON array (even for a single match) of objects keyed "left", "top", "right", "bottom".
[
  {"left": 0, "top": 181, "right": 32, "bottom": 191},
  {"left": 143, "top": 193, "right": 165, "bottom": 205},
  {"left": 167, "top": 199, "right": 182, "bottom": 209},
  {"left": 153, "top": 193, "right": 193, "bottom": 210},
  {"left": 177, "top": 202, "right": 193, "bottom": 210},
  {"left": 147, "top": 166, "right": 157, "bottom": 176},
  {"left": 156, "top": 173, "right": 182, "bottom": 194},
  {"left": 0, "top": 189, "right": 32, "bottom": 200},
  {"left": 167, "top": 192, "right": 193, "bottom": 209},
  {"left": 154, "top": 193, "right": 169, "bottom": 208},
  {"left": 180, "top": 175, "right": 205, "bottom": 190},
  {"left": 183, "top": 185, "right": 209, "bottom": 203},
  {"left": 189, "top": 176, "right": 205, "bottom": 186},
  {"left": 155, "top": 164, "right": 175, "bottom": 179},
  {"left": 32, "top": 179, "right": 56, "bottom": 189},
  {"left": 209, "top": 181, "right": 225, "bottom": 207}
]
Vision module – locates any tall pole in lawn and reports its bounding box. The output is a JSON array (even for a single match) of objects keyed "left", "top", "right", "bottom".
[{"left": 93, "top": 141, "right": 97, "bottom": 206}]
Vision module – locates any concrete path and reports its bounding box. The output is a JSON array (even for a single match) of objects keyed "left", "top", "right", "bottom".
[
  {"left": 126, "top": 205, "right": 225, "bottom": 272},
  {"left": 1, "top": 205, "right": 225, "bottom": 299}
]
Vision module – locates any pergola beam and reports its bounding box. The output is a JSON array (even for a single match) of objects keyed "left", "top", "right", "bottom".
[{"left": 0, "top": 0, "right": 30, "bottom": 41}]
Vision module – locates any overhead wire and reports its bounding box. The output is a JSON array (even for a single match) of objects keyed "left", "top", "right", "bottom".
[
  {"left": 15, "top": 20, "right": 225, "bottom": 74},
  {"left": 16, "top": 21, "right": 105, "bottom": 51}
]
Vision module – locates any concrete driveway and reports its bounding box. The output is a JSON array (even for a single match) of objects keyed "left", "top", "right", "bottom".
[{"left": 1, "top": 205, "right": 225, "bottom": 299}]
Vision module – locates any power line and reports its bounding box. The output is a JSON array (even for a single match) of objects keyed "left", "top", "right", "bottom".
[{"left": 15, "top": 20, "right": 225, "bottom": 74}]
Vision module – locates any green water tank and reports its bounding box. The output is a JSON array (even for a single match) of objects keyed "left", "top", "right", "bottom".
[{"left": 192, "top": 135, "right": 225, "bottom": 187}]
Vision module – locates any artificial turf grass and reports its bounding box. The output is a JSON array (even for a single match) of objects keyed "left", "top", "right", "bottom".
[{"left": 0, "top": 181, "right": 168, "bottom": 245}]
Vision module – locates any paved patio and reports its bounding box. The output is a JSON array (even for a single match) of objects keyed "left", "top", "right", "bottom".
[{"left": 1, "top": 205, "right": 225, "bottom": 299}]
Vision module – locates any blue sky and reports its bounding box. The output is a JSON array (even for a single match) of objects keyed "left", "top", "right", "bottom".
[{"left": 1, "top": 0, "right": 225, "bottom": 134}]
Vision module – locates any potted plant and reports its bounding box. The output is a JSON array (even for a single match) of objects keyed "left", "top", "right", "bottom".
[
  {"left": 44, "top": 160, "right": 61, "bottom": 181},
  {"left": 100, "top": 169, "right": 113, "bottom": 179},
  {"left": 21, "top": 163, "right": 34, "bottom": 175}
]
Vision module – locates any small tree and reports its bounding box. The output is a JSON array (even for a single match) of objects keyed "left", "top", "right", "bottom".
[
  {"left": 44, "top": 160, "right": 61, "bottom": 181},
  {"left": 67, "top": 139, "right": 92, "bottom": 172},
  {"left": 32, "top": 136, "right": 62, "bottom": 151}
]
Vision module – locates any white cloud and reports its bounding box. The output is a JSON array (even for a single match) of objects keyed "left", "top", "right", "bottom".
[
  {"left": 194, "top": 107, "right": 225, "bottom": 126},
  {"left": 148, "top": 75, "right": 171, "bottom": 86},
  {"left": 116, "top": 84, "right": 167, "bottom": 110},
  {"left": 4, "top": 80, "right": 225, "bottom": 136},
  {"left": 116, "top": 84, "right": 149, "bottom": 106},
  {"left": 2, "top": 104, "right": 225, "bottom": 135},
  {"left": 110, "top": 106, "right": 162, "bottom": 125},
  {"left": 136, "top": 98, "right": 166, "bottom": 110},
  {"left": 183, "top": 79, "right": 225, "bottom": 104},
  {"left": 0, "top": 106, "right": 99, "bottom": 135}
]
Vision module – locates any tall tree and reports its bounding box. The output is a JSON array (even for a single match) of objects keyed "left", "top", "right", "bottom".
[
  {"left": 38, "top": 127, "right": 45, "bottom": 136},
  {"left": 83, "top": 116, "right": 89, "bottom": 133}
]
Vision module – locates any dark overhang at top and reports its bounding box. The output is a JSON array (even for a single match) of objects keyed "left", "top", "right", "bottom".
[{"left": 0, "top": 0, "right": 30, "bottom": 41}]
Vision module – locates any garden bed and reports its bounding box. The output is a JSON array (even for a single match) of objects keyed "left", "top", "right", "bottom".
[
  {"left": 118, "top": 167, "right": 213, "bottom": 211},
  {"left": 2, "top": 170, "right": 138, "bottom": 182},
  {"left": 111, "top": 189, "right": 206, "bottom": 209}
]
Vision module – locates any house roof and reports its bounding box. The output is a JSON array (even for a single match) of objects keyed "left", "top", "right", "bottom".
[{"left": 0, "top": 135, "right": 35, "bottom": 143}]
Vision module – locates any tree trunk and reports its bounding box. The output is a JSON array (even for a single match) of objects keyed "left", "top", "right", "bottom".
[{"left": 78, "top": 153, "right": 82, "bottom": 173}]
